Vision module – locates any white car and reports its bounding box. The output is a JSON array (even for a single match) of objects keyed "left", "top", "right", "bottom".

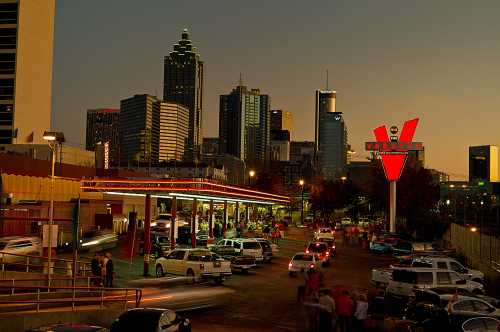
[
  {"left": 0, "top": 236, "right": 41, "bottom": 263},
  {"left": 288, "top": 252, "right": 318, "bottom": 277},
  {"left": 386, "top": 268, "right": 484, "bottom": 298},
  {"left": 155, "top": 248, "right": 231, "bottom": 284},
  {"left": 217, "top": 238, "right": 264, "bottom": 262},
  {"left": 407, "top": 256, "right": 485, "bottom": 283},
  {"left": 445, "top": 295, "right": 500, "bottom": 318},
  {"left": 314, "top": 227, "right": 335, "bottom": 240},
  {"left": 462, "top": 317, "right": 500, "bottom": 332}
]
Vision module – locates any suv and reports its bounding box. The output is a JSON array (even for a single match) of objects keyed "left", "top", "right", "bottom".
[
  {"left": 305, "top": 241, "right": 331, "bottom": 266},
  {"left": 316, "top": 236, "right": 337, "bottom": 256},
  {"left": 217, "top": 238, "right": 264, "bottom": 262},
  {"left": 404, "top": 256, "right": 484, "bottom": 283},
  {"left": 251, "top": 238, "right": 273, "bottom": 262},
  {"left": 0, "top": 236, "right": 41, "bottom": 262},
  {"left": 386, "top": 268, "right": 484, "bottom": 299}
]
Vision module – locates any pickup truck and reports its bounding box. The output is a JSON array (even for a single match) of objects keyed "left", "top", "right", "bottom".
[
  {"left": 209, "top": 245, "right": 256, "bottom": 273},
  {"left": 155, "top": 248, "right": 231, "bottom": 284},
  {"left": 372, "top": 257, "right": 485, "bottom": 288}
]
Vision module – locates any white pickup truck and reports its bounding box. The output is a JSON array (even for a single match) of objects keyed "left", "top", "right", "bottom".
[
  {"left": 155, "top": 248, "right": 232, "bottom": 284},
  {"left": 372, "top": 256, "right": 485, "bottom": 288}
]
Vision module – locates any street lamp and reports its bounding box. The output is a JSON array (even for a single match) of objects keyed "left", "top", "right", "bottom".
[
  {"left": 248, "top": 170, "right": 255, "bottom": 186},
  {"left": 43, "top": 131, "right": 64, "bottom": 286},
  {"left": 340, "top": 176, "right": 347, "bottom": 182},
  {"left": 299, "top": 179, "right": 305, "bottom": 225}
]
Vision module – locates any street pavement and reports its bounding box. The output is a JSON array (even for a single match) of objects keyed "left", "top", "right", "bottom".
[{"left": 183, "top": 227, "right": 395, "bottom": 332}]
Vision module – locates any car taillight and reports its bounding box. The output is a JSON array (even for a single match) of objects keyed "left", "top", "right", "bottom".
[
  {"left": 309, "top": 264, "right": 315, "bottom": 269},
  {"left": 305, "top": 249, "right": 310, "bottom": 254},
  {"left": 200, "top": 264, "right": 204, "bottom": 270},
  {"left": 332, "top": 245, "right": 336, "bottom": 249},
  {"left": 326, "top": 251, "right": 330, "bottom": 256},
  {"left": 289, "top": 262, "right": 293, "bottom": 267}
]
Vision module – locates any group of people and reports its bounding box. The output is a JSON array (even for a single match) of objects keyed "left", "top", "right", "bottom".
[
  {"left": 90, "top": 252, "right": 114, "bottom": 287},
  {"left": 304, "top": 288, "right": 369, "bottom": 332}
]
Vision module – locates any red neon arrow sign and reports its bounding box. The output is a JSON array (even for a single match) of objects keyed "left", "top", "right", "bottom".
[{"left": 373, "top": 118, "right": 419, "bottom": 181}]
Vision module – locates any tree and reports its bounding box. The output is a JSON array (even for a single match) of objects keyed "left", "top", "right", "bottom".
[{"left": 308, "top": 178, "right": 361, "bottom": 217}]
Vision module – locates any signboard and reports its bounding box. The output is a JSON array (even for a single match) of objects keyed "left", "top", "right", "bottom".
[
  {"left": 42, "top": 224, "right": 58, "bottom": 248},
  {"left": 104, "top": 142, "right": 110, "bottom": 169},
  {"left": 365, "top": 142, "right": 423, "bottom": 152}
]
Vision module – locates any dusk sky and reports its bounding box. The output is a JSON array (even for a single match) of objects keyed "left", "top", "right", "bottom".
[{"left": 52, "top": 0, "right": 500, "bottom": 180}]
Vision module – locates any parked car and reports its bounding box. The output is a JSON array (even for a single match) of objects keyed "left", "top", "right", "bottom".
[
  {"left": 371, "top": 267, "right": 393, "bottom": 288},
  {"left": 386, "top": 268, "right": 484, "bottom": 299},
  {"left": 446, "top": 295, "right": 500, "bottom": 330},
  {"left": 209, "top": 245, "right": 256, "bottom": 273},
  {"left": 393, "top": 241, "right": 456, "bottom": 257},
  {"left": 0, "top": 236, "right": 41, "bottom": 263},
  {"left": 110, "top": 308, "right": 190, "bottom": 332},
  {"left": 305, "top": 241, "right": 331, "bottom": 267},
  {"left": 288, "top": 252, "right": 318, "bottom": 277},
  {"left": 462, "top": 317, "right": 500, "bottom": 332},
  {"left": 370, "top": 238, "right": 399, "bottom": 254},
  {"left": 430, "top": 287, "right": 500, "bottom": 308},
  {"left": 139, "top": 232, "right": 170, "bottom": 257},
  {"left": 27, "top": 324, "right": 107, "bottom": 332},
  {"left": 401, "top": 256, "right": 485, "bottom": 284},
  {"left": 80, "top": 230, "right": 118, "bottom": 252},
  {"left": 251, "top": 238, "right": 274, "bottom": 262},
  {"left": 155, "top": 248, "right": 231, "bottom": 284},
  {"left": 217, "top": 238, "right": 264, "bottom": 262}
]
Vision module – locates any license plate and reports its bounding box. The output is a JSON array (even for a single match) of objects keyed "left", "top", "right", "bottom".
[{"left": 214, "top": 262, "right": 221, "bottom": 267}]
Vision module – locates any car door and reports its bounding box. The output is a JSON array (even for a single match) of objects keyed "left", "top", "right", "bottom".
[{"left": 165, "top": 250, "right": 184, "bottom": 275}]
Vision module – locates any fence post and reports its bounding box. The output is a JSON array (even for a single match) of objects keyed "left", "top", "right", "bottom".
[
  {"left": 36, "top": 288, "right": 40, "bottom": 312},
  {"left": 72, "top": 285, "right": 76, "bottom": 311},
  {"left": 26, "top": 256, "right": 30, "bottom": 272},
  {"left": 11, "top": 279, "right": 14, "bottom": 295},
  {"left": 100, "top": 289, "right": 104, "bottom": 309}
]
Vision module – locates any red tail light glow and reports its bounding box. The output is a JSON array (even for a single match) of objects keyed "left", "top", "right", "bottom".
[
  {"left": 326, "top": 251, "right": 330, "bottom": 255},
  {"left": 305, "top": 249, "right": 310, "bottom": 254},
  {"left": 309, "top": 264, "right": 315, "bottom": 269},
  {"left": 288, "top": 262, "right": 292, "bottom": 267}
]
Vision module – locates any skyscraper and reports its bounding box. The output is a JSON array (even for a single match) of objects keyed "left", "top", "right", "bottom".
[
  {"left": 159, "top": 102, "right": 189, "bottom": 162},
  {"left": 219, "top": 85, "right": 271, "bottom": 168},
  {"left": 0, "top": 0, "right": 55, "bottom": 144},
  {"left": 86, "top": 108, "right": 120, "bottom": 167},
  {"left": 315, "top": 90, "right": 347, "bottom": 179},
  {"left": 271, "top": 109, "right": 293, "bottom": 135},
  {"left": 469, "top": 145, "right": 498, "bottom": 183},
  {"left": 119, "top": 94, "right": 160, "bottom": 167},
  {"left": 163, "top": 29, "right": 204, "bottom": 162}
]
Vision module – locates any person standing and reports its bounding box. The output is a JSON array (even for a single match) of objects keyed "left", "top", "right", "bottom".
[
  {"left": 105, "top": 252, "right": 114, "bottom": 287},
  {"left": 101, "top": 253, "right": 108, "bottom": 287},
  {"left": 336, "top": 290, "right": 355, "bottom": 332},
  {"left": 354, "top": 294, "right": 369, "bottom": 331},
  {"left": 319, "top": 288, "right": 337, "bottom": 331},
  {"left": 90, "top": 253, "right": 101, "bottom": 286}
]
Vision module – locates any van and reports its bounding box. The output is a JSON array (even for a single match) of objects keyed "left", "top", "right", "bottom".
[
  {"left": 217, "top": 238, "right": 264, "bottom": 262},
  {"left": 386, "top": 268, "right": 484, "bottom": 298}
]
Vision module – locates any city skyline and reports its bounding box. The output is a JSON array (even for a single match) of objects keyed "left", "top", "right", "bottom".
[{"left": 52, "top": 0, "right": 500, "bottom": 179}]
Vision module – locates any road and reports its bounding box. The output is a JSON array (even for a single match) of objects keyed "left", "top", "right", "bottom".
[{"left": 182, "top": 228, "right": 395, "bottom": 332}]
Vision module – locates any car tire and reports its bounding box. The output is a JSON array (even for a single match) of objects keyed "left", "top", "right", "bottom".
[
  {"left": 186, "top": 269, "right": 195, "bottom": 284},
  {"left": 156, "top": 265, "right": 164, "bottom": 278}
]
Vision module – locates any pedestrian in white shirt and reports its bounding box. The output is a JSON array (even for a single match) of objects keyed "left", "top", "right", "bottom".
[{"left": 354, "top": 294, "right": 369, "bottom": 331}]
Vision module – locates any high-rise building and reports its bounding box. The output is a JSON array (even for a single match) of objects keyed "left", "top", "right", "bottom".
[
  {"left": 202, "top": 137, "right": 219, "bottom": 155},
  {"left": 0, "top": 0, "right": 55, "bottom": 144},
  {"left": 315, "top": 90, "right": 347, "bottom": 179},
  {"left": 119, "top": 95, "right": 160, "bottom": 166},
  {"left": 163, "top": 29, "right": 204, "bottom": 162},
  {"left": 159, "top": 102, "right": 189, "bottom": 162},
  {"left": 469, "top": 145, "right": 498, "bottom": 183},
  {"left": 271, "top": 109, "right": 293, "bottom": 135},
  {"left": 219, "top": 85, "right": 271, "bottom": 168},
  {"left": 290, "top": 141, "right": 315, "bottom": 163},
  {"left": 270, "top": 130, "right": 290, "bottom": 162},
  {"left": 86, "top": 108, "right": 120, "bottom": 167}
]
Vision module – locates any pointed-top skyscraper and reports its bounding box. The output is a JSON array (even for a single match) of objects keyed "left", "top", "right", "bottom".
[{"left": 163, "top": 28, "right": 204, "bottom": 162}]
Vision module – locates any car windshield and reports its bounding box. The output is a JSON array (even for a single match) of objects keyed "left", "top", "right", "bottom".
[
  {"left": 308, "top": 243, "right": 328, "bottom": 252},
  {"left": 243, "top": 242, "right": 261, "bottom": 249},
  {"left": 294, "top": 254, "right": 313, "bottom": 261}
]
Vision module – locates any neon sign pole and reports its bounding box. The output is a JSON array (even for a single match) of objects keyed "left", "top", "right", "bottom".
[{"left": 365, "top": 118, "right": 423, "bottom": 233}]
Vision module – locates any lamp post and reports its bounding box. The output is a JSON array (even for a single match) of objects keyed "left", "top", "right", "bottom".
[
  {"left": 299, "top": 179, "right": 305, "bottom": 225},
  {"left": 248, "top": 170, "right": 255, "bottom": 186},
  {"left": 43, "top": 131, "right": 64, "bottom": 286}
]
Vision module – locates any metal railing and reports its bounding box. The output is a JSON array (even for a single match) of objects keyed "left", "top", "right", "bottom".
[
  {"left": 0, "top": 284, "right": 142, "bottom": 312},
  {"left": 0, "top": 251, "right": 91, "bottom": 276},
  {"left": 0, "top": 276, "right": 98, "bottom": 294}
]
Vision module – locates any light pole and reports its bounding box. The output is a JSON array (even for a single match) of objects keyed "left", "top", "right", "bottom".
[
  {"left": 299, "top": 179, "right": 305, "bottom": 225},
  {"left": 248, "top": 170, "right": 255, "bottom": 186},
  {"left": 43, "top": 131, "right": 64, "bottom": 286}
]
